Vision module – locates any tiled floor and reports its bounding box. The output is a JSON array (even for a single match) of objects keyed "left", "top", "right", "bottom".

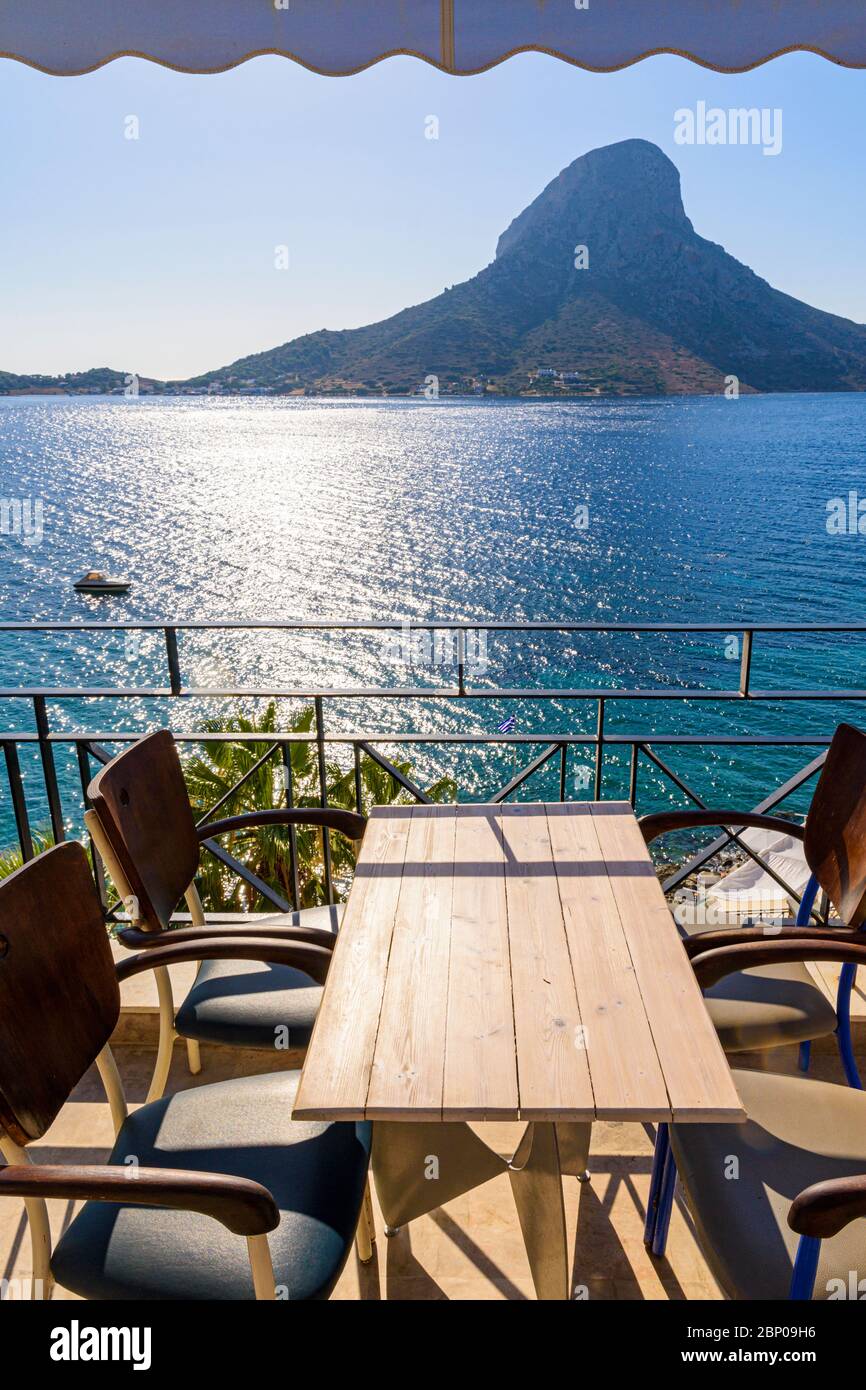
[{"left": 0, "top": 1038, "right": 857, "bottom": 1301}]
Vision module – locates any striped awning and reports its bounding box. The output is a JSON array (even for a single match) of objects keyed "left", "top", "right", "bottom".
[{"left": 1, "top": 1, "right": 865, "bottom": 77}]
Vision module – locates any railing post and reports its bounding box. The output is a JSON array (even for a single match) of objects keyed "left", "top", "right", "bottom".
[
  {"left": 165, "top": 627, "right": 182, "bottom": 696},
  {"left": 280, "top": 741, "right": 300, "bottom": 913},
  {"left": 314, "top": 696, "right": 333, "bottom": 904},
  {"left": 76, "top": 741, "right": 107, "bottom": 909},
  {"left": 354, "top": 742, "right": 363, "bottom": 815},
  {"left": 33, "top": 696, "right": 64, "bottom": 843},
  {"left": 3, "top": 741, "right": 34, "bottom": 862},
  {"left": 594, "top": 699, "right": 605, "bottom": 800},
  {"left": 629, "top": 743, "right": 639, "bottom": 808},
  {"left": 739, "top": 629, "right": 753, "bottom": 697},
  {"left": 559, "top": 743, "right": 567, "bottom": 801},
  {"left": 457, "top": 629, "right": 466, "bottom": 696}
]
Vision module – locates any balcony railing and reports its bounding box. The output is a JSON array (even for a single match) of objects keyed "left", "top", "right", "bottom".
[{"left": 1, "top": 619, "right": 864, "bottom": 921}]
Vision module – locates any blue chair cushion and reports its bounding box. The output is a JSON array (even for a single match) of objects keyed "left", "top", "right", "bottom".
[
  {"left": 671, "top": 1067, "right": 866, "bottom": 1300},
  {"left": 174, "top": 905, "right": 342, "bottom": 1050},
  {"left": 51, "top": 1069, "right": 371, "bottom": 1301}
]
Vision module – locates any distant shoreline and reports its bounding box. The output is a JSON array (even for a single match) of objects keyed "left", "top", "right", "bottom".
[{"left": 2, "top": 387, "right": 862, "bottom": 402}]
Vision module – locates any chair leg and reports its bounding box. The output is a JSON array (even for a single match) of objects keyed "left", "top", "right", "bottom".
[
  {"left": 0, "top": 1135, "right": 54, "bottom": 1300},
  {"left": 95, "top": 1044, "right": 128, "bottom": 1138},
  {"left": 651, "top": 1141, "right": 678, "bottom": 1258},
  {"left": 146, "top": 965, "right": 176, "bottom": 1103},
  {"left": 247, "top": 1234, "right": 277, "bottom": 1299},
  {"left": 644, "top": 1123, "right": 669, "bottom": 1246},
  {"left": 354, "top": 1178, "right": 375, "bottom": 1264},
  {"left": 185, "top": 1038, "right": 202, "bottom": 1076},
  {"left": 789, "top": 1234, "right": 821, "bottom": 1300},
  {"left": 798, "top": 1040, "right": 811, "bottom": 1073},
  {"left": 836, "top": 963, "right": 863, "bottom": 1089}
]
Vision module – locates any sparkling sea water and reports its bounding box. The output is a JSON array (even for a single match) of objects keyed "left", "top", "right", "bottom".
[{"left": 1, "top": 392, "right": 865, "bottom": 850}]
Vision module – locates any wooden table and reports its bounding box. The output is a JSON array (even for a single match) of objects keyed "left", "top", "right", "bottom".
[{"left": 295, "top": 802, "right": 745, "bottom": 1298}]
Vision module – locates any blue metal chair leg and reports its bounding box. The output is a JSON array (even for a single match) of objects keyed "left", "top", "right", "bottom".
[
  {"left": 836, "top": 962, "right": 863, "bottom": 1089},
  {"left": 789, "top": 1234, "right": 821, "bottom": 1300},
  {"left": 651, "top": 1139, "right": 677, "bottom": 1258},
  {"left": 794, "top": 875, "right": 820, "bottom": 1077},
  {"left": 644, "top": 1124, "right": 669, "bottom": 1246}
]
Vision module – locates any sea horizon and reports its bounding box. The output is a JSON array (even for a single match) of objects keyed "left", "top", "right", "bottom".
[{"left": 2, "top": 390, "right": 865, "bottom": 849}]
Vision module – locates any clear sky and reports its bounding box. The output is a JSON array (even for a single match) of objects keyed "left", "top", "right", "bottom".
[{"left": 1, "top": 50, "right": 864, "bottom": 380}]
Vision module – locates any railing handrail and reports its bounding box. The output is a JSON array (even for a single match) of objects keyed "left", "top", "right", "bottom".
[
  {"left": 0, "top": 619, "right": 865, "bottom": 632},
  {"left": 1, "top": 617, "right": 860, "bottom": 922}
]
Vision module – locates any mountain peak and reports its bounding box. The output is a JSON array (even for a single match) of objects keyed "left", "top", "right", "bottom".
[
  {"left": 188, "top": 138, "right": 865, "bottom": 396},
  {"left": 495, "top": 139, "right": 691, "bottom": 261},
  {"left": 12, "top": 138, "right": 863, "bottom": 400}
]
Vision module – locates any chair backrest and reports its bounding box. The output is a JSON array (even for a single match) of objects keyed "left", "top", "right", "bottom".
[
  {"left": 805, "top": 722, "right": 866, "bottom": 926},
  {"left": 88, "top": 730, "right": 200, "bottom": 934},
  {"left": 0, "top": 842, "right": 120, "bottom": 1146}
]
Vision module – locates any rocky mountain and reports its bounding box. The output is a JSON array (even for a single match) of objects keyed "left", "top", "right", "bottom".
[
  {"left": 6, "top": 140, "right": 866, "bottom": 397},
  {"left": 192, "top": 139, "right": 866, "bottom": 397}
]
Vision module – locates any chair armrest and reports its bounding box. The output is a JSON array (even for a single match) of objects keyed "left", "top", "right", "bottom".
[
  {"left": 197, "top": 808, "right": 366, "bottom": 844},
  {"left": 690, "top": 938, "right": 866, "bottom": 992},
  {"left": 116, "top": 935, "right": 334, "bottom": 986},
  {"left": 789, "top": 1176, "right": 866, "bottom": 1239},
  {"left": 682, "top": 926, "right": 860, "bottom": 959},
  {"left": 0, "top": 1164, "right": 278, "bottom": 1236},
  {"left": 116, "top": 922, "right": 338, "bottom": 953},
  {"left": 638, "top": 809, "right": 805, "bottom": 847}
]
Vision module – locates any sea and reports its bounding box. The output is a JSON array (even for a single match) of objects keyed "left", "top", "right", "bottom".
[{"left": 1, "top": 391, "right": 865, "bottom": 854}]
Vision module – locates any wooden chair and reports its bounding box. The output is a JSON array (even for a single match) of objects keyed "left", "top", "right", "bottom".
[
  {"left": 86, "top": 730, "right": 366, "bottom": 1100},
  {"left": 656, "top": 935, "right": 866, "bottom": 1299},
  {"left": 0, "top": 842, "right": 373, "bottom": 1300},
  {"left": 642, "top": 721, "right": 866, "bottom": 1257},
  {"left": 640, "top": 722, "right": 866, "bottom": 1084}
]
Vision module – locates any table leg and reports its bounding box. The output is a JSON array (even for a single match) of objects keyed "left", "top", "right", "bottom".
[
  {"left": 371, "top": 1120, "right": 505, "bottom": 1230},
  {"left": 555, "top": 1120, "right": 592, "bottom": 1180},
  {"left": 372, "top": 1118, "right": 590, "bottom": 1299},
  {"left": 508, "top": 1123, "right": 570, "bottom": 1301}
]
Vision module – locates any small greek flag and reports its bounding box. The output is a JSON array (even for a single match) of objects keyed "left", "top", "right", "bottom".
[{"left": 497, "top": 715, "right": 516, "bottom": 734}]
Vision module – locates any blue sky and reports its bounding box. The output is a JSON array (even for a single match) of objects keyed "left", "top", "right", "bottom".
[{"left": 1, "top": 50, "right": 864, "bottom": 379}]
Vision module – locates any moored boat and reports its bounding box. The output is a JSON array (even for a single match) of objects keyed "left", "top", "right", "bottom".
[{"left": 73, "top": 570, "right": 131, "bottom": 595}]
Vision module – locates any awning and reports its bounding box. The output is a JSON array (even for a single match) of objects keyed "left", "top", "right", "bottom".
[{"left": 1, "top": 1, "right": 865, "bottom": 78}]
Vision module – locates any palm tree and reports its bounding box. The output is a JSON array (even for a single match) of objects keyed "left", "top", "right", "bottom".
[
  {"left": 183, "top": 702, "right": 455, "bottom": 912},
  {"left": 0, "top": 826, "right": 55, "bottom": 880}
]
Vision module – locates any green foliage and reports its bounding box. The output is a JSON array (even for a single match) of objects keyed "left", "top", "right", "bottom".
[
  {"left": 0, "top": 708, "right": 456, "bottom": 913},
  {"left": 0, "top": 826, "right": 55, "bottom": 880},
  {"left": 183, "top": 702, "right": 456, "bottom": 912}
]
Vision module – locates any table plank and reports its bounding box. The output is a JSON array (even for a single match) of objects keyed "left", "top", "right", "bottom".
[
  {"left": 441, "top": 806, "right": 518, "bottom": 1119},
  {"left": 589, "top": 802, "right": 745, "bottom": 1123},
  {"left": 366, "top": 805, "right": 456, "bottom": 1120},
  {"left": 500, "top": 804, "right": 595, "bottom": 1121},
  {"left": 292, "top": 807, "right": 410, "bottom": 1120},
  {"left": 545, "top": 803, "right": 671, "bottom": 1121},
  {"left": 295, "top": 800, "right": 743, "bottom": 1126}
]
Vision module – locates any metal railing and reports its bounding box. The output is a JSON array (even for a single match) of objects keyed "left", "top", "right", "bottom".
[{"left": 1, "top": 619, "right": 864, "bottom": 919}]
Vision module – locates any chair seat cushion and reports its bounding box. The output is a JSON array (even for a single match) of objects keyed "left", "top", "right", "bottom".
[
  {"left": 703, "top": 960, "right": 837, "bottom": 1051},
  {"left": 174, "top": 904, "right": 343, "bottom": 1050},
  {"left": 671, "top": 1067, "right": 866, "bottom": 1300},
  {"left": 51, "top": 1070, "right": 371, "bottom": 1301},
  {"left": 686, "top": 923, "right": 837, "bottom": 1050}
]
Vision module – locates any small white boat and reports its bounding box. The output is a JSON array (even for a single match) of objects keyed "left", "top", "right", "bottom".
[{"left": 73, "top": 570, "right": 131, "bottom": 595}]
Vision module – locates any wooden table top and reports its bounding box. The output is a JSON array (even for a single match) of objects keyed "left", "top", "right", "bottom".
[{"left": 293, "top": 802, "right": 745, "bottom": 1125}]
